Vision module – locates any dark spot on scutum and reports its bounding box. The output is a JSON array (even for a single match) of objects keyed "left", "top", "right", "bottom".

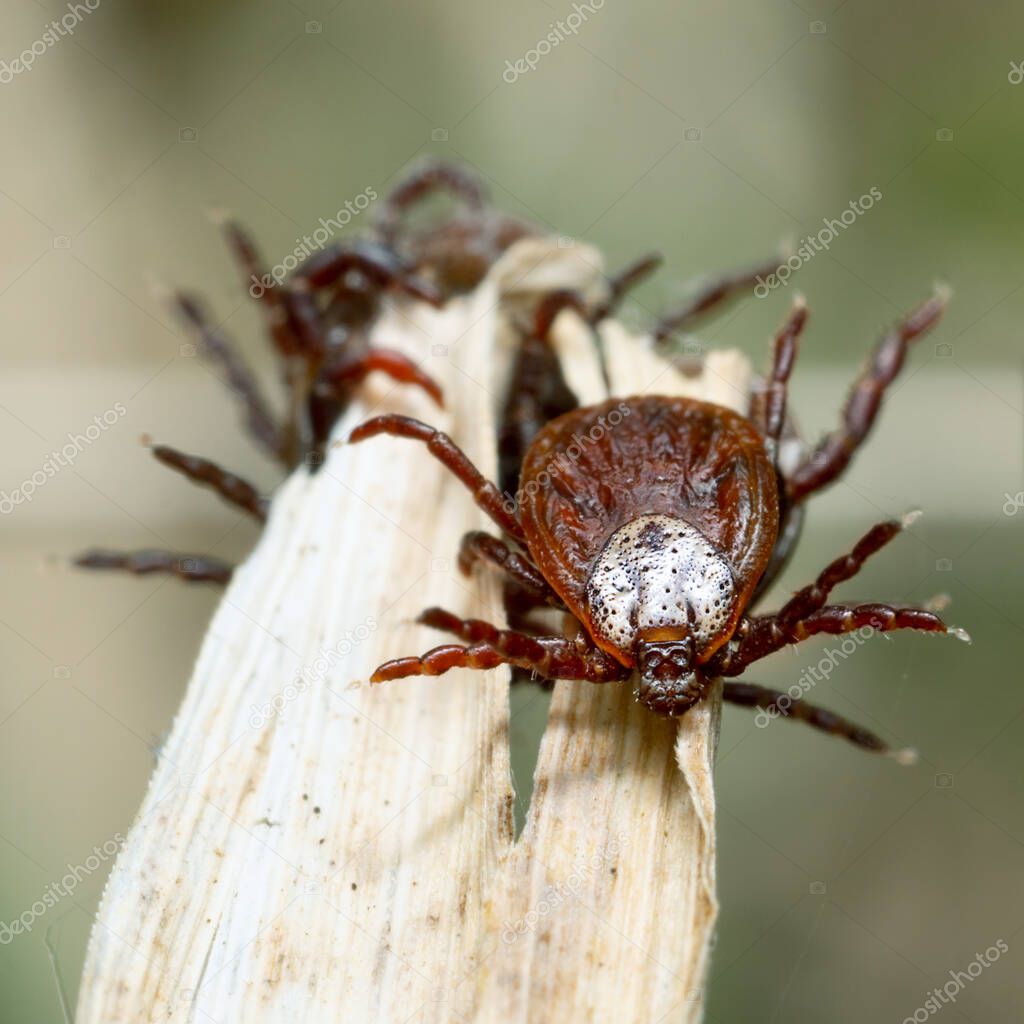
[
  {"left": 351, "top": 882, "right": 357, "bottom": 890},
  {"left": 313, "top": 806, "right": 321, "bottom": 815}
]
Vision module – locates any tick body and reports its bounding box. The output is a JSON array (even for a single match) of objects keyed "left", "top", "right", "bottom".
[
  {"left": 518, "top": 396, "right": 777, "bottom": 714},
  {"left": 350, "top": 287, "right": 968, "bottom": 759}
]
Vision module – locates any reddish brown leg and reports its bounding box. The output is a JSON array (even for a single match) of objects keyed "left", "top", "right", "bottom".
[
  {"left": 710, "top": 601, "right": 964, "bottom": 678},
  {"left": 722, "top": 682, "right": 915, "bottom": 762},
  {"left": 375, "top": 160, "right": 487, "bottom": 243},
  {"left": 172, "top": 293, "right": 283, "bottom": 463},
  {"left": 74, "top": 550, "right": 233, "bottom": 585},
  {"left": 150, "top": 444, "right": 268, "bottom": 523},
  {"left": 787, "top": 287, "right": 949, "bottom": 502},
  {"left": 348, "top": 415, "right": 525, "bottom": 541},
  {"left": 592, "top": 252, "right": 663, "bottom": 321},
  {"left": 457, "top": 531, "right": 563, "bottom": 606},
  {"left": 321, "top": 348, "right": 444, "bottom": 408},
  {"left": 296, "top": 240, "right": 441, "bottom": 306},
  {"left": 653, "top": 254, "right": 783, "bottom": 343},
  {"left": 371, "top": 616, "right": 627, "bottom": 684},
  {"left": 750, "top": 298, "right": 807, "bottom": 462},
  {"left": 772, "top": 514, "right": 915, "bottom": 627}
]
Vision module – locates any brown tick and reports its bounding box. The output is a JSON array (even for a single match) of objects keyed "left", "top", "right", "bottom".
[{"left": 349, "top": 287, "right": 969, "bottom": 759}]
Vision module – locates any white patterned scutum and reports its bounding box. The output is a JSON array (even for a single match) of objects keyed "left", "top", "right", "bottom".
[{"left": 584, "top": 514, "right": 736, "bottom": 655}]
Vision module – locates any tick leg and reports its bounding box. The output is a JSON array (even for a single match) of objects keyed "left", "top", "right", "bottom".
[
  {"left": 592, "top": 252, "right": 663, "bottom": 321},
  {"left": 750, "top": 297, "right": 807, "bottom": 463},
  {"left": 375, "top": 159, "right": 487, "bottom": 243},
  {"left": 370, "top": 625, "right": 627, "bottom": 684},
  {"left": 787, "top": 287, "right": 949, "bottom": 502},
  {"left": 722, "top": 682, "right": 915, "bottom": 762},
  {"left": 74, "top": 549, "right": 233, "bottom": 585},
  {"left": 652, "top": 254, "right": 782, "bottom": 343},
  {"left": 771, "top": 514, "right": 916, "bottom": 626},
  {"left": 150, "top": 445, "right": 268, "bottom": 523},
  {"left": 348, "top": 414, "right": 525, "bottom": 541},
  {"left": 172, "top": 293, "right": 284, "bottom": 464},
  {"left": 710, "top": 601, "right": 964, "bottom": 678},
  {"left": 458, "top": 531, "right": 564, "bottom": 606},
  {"left": 320, "top": 347, "right": 444, "bottom": 409}
]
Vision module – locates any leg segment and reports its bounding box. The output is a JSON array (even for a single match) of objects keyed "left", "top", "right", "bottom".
[
  {"left": 150, "top": 444, "right": 268, "bottom": 523},
  {"left": 723, "top": 682, "right": 915, "bottom": 762},
  {"left": 772, "top": 514, "right": 915, "bottom": 627},
  {"left": 457, "top": 531, "right": 563, "bottom": 606},
  {"left": 592, "top": 252, "right": 663, "bottom": 321},
  {"left": 710, "top": 601, "right": 962, "bottom": 678},
  {"left": 750, "top": 297, "right": 807, "bottom": 463},
  {"left": 172, "top": 293, "right": 283, "bottom": 463},
  {"left": 74, "top": 549, "right": 233, "bottom": 585},
  {"left": 375, "top": 160, "right": 487, "bottom": 243},
  {"left": 319, "top": 347, "right": 444, "bottom": 408},
  {"left": 787, "top": 287, "right": 949, "bottom": 502},
  {"left": 653, "top": 254, "right": 783, "bottom": 343},
  {"left": 371, "top": 616, "right": 628, "bottom": 684},
  {"left": 348, "top": 415, "right": 525, "bottom": 541}
]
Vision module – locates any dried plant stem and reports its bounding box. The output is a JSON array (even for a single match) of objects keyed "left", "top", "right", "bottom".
[{"left": 77, "top": 240, "right": 751, "bottom": 1023}]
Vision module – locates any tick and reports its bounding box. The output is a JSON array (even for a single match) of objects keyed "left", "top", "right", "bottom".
[{"left": 349, "top": 288, "right": 968, "bottom": 759}]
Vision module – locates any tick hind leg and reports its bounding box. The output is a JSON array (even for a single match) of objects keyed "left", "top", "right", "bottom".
[
  {"left": 723, "top": 682, "right": 916, "bottom": 762},
  {"left": 787, "top": 287, "right": 949, "bottom": 502},
  {"left": 348, "top": 414, "right": 525, "bottom": 541},
  {"left": 371, "top": 609, "right": 627, "bottom": 684},
  {"left": 653, "top": 253, "right": 784, "bottom": 343}
]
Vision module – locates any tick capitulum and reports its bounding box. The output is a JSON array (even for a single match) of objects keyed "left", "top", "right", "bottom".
[{"left": 349, "top": 285, "right": 968, "bottom": 760}]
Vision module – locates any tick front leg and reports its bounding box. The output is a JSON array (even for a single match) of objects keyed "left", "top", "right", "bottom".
[
  {"left": 348, "top": 414, "right": 525, "bottom": 541},
  {"left": 771, "top": 513, "right": 917, "bottom": 627},
  {"left": 723, "top": 682, "right": 916, "bottom": 762},
  {"left": 787, "top": 287, "right": 949, "bottom": 502},
  {"left": 457, "top": 531, "right": 564, "bottom": 606},
  {"left": 710, "top": 601, "right": 965, "bottom": 677},
  {"left": 371, "top": 614, "right": 628, "bottom": 684}
]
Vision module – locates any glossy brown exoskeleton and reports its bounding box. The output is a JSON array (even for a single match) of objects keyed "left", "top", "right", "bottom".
[{"left": 350, "top": 288, "right": 969, "bottom": 759}]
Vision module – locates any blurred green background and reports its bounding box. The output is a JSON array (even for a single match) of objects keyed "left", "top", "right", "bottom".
[{"left": 0, "top": 0, "right": 1022, "bottom": 1021}]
